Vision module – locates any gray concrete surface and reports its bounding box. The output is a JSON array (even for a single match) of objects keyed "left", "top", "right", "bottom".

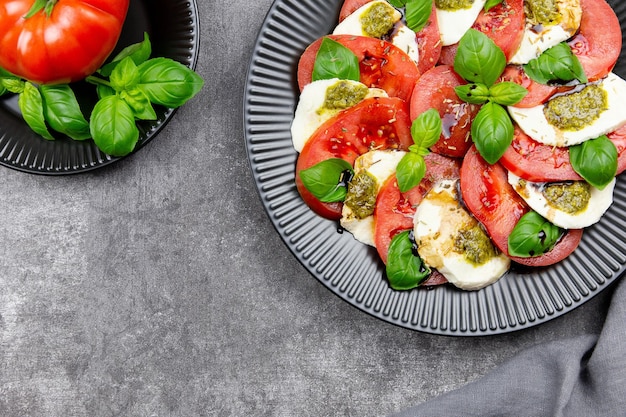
[{"left": 0, "top": 1, "right": 615, "bottom": 416}]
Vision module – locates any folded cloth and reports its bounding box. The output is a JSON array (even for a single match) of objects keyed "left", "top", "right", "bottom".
[{"left": 390, "top": 277, "right": 626, "bottom": 417}]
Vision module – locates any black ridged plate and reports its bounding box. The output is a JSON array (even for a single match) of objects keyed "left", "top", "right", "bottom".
[
  {"left": 244, "top": 0, "right": 626, "bottom": 335},
  {"left": 0, "top": 0, "right": 199, "bottom": 175}
]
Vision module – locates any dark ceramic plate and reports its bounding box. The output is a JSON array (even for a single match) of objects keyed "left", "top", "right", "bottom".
[
  {"left": 0, "top": 0, "right": 199, "bottom": 175},
  {"left": 244, "top": 0, "right": 626, "bottom": 335}
]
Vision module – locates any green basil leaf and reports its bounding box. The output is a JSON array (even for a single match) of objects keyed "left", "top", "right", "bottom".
[
  {"left": 386, "top": 230, "right": 431, "bottom": 290},
  {"left": 411, "top": 108, "right": 442, "bottom": 149},
  {"left": 89, "top": 95, "right": 140, "bottom": 157},
  {"left": 524, "top": 42, "right": 588, "bottom": 85},
  {"left": 488, "top": 81, "right": 528, "bottom": 106},
  {"left": 2, "top": 78, "right": 25, "bottom": 94},
  {"left": 508, "top": 211, "right": 563, "bottom": 258},
  {"left": 99, "top": 32, "right": 152, "bottom": 77},
  {"left": 312, "top": 37, "right": 360, "bottom": 82},
  {"left": 137, "top": 57, "right": 204, "bottom": 108},
  {"left": 454, "top": 83, "right": 490, "bottom": 104},
  {"left": 454, "top": 29, "right": 506, "bottom": 87},
  {"left": 484, "top": 0, "right": 503, "bottom": 11},
  {"left": 386, "top": 0, "right": 406, "bottom": 7},
  {"left": 300, "top": 158, "right": 353, "bottom": 203},
  {"left": 569, "top": 136, "right": 618, "bottom": 190},
  {"left": 110, "top": 56, "right": 140, "bottom": 92},
  {"left": 120, "top": 88, "right": 157, "bottom": 121},
  {"left": 396, "top": 152, "right": 426, "bottom": 193},
  {"left": 40, "top": 85, "right": 91, "bottom": 140},
  {"left": 18, "top": 82, "right": 54, "bottom": 140},
  {"left": 405, "top": 0, "right": 432, "bottom": 32},
  {"left": 96, "top": 84, "right": 116, "bottom": 100},
  {"left": 471, "top": 102, "right": 513, "bottom": 164}
]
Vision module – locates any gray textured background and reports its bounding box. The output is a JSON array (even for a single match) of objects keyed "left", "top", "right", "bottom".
[{"left": 0, "top": 1, "right": 616, "bottom": 416}]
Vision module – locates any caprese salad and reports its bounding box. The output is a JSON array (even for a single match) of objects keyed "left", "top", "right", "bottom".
[{"left": 290, "top": 0, "right": 626, "bottom": 291}]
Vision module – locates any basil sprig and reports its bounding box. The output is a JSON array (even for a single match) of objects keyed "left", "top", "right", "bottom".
[
  {"left": 312, "top": 38, "right": 360, "bottom": 82},
  {"left": 300, "top": 158, "right": 354, "bottom": 203},
  {"left": 569, "top": 136, "right": 618, "bottom": 190},
  {"left": 524, "top": 43, "right": 588, "bottom": 85},
  {"left": 385, "top": 0, "right": 432, "bottom": 32},
  {"left": 453, "top": 29, "right": 527, "bottom": 164},
  {"left": 395, "top": 109, "right": 442, "bottom": 192},
  {"left": 386, "top": 230, "right": 430, "bottom": 290},
  {"left": 508, "top": 211, "right": 563, "bottom": 258}
]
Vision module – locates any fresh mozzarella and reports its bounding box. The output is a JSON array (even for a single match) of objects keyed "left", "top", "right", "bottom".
[
  {"left": 508, "top": 73, "right": 626, "bottom": 147},
  {"left": 508, "top": 172, "right": 615, "bottom": 229},
  {"left": 291, "top": 79, "right": 387, "bottom": 152},
  {"left": 333, "top": 0, "right": 420, "bottom": 63},
  {"left": 435, "top": 0, "right": 487, "bottom": 46},
  {"left": 413, "top": 179, "right": 510, "bottom": 290},
  {"left": 341, "top": 150, "right": 406, "bottom": 246},
  {"left": 509, "top": 0, "right": 582, "bottom": 65}
]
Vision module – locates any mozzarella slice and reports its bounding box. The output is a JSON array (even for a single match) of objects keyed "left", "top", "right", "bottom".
[
  {"left": 291, "top": 79, "right": 387, "bottom": 152},
  {"left": 435, "top": 0, "right": 487, "bottom": 46},
  {"left": 508, "top": 172, "right": 615, "bottom": 229},
  {"left": 341, "top": 150, "right": 406, "bottom": 246},
  {"left": 508, "top": 73, "right": 626, "bottom": 147},
  {"left": 509, "top": 0, "right": 582, "bottom": 65},
  {"left": 333, "top": 0, "right": 420, "bottom": 63},
  {"left": 413, "top": 179, "right": 510, "bottom": 290}
]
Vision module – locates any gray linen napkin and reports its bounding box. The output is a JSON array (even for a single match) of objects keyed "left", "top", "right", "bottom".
[{"left": 390, "top": 277, "right": 626, "bottom": 417}]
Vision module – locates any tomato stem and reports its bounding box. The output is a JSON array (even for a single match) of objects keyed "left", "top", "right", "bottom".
[{"left": 24, "top": 0, "right": 58, "bottom": 19}]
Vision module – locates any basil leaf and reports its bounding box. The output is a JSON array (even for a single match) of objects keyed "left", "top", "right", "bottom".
[
  {"left": 454, "top": 29, "right": 506, "bottom": 87},
  {"left": 110, "top": 57, "right": 140, "bottom": 92},
  {"left": 569, "top": 136, "right": 618, "bottom": 190},
  {"left": 2, "top": 78, "right": 25, "bottom": 94},
  {"left": 18, "top": 82, "right": 54, "bottom": 140},
  {"left": 488, "top": 81, "right": 528, "bottom": 106},
  {"left": 396, "top": 152, "right": 426, "bottom": 193},
  {"left": 386, "top": 231, "right": 430, "bottom": 291},
  {"left": 90, "top": 95, "right": 140, "bottom": 157},
  {"left": 524, "top": 42, "right": 588, "bottom": 85},
  {"left": 411, "top": 108, "right": 442, "bottom": 149},
  {"left": 508, "top": 211, "right": 563, "bottom": 258},
  {"left": 300, "top": 158, "right": 353, "bottom": 203},
  {"left": 484, "top": 0, "right": 503, "bottom": 11},
  {"left": 96, "top": 84, "right": 116, "bottom": 100},
  {"left": 386, "top": 0, "right": 406, "bottom": 7},
  {"left": 455, "top": 83, "right": 490, "bottom": 105},
  {"left": 99, "top": 32, "right": 152, "bottom": 77},
  {"left": 312, "top": 37, "right": 360, "bottom": 82},
  {"left": 471, "top": 102, "right": 513, "bottom": 164},
  {"left": 137, "top": 57, "right": 204, "bottom": 108},
  {"left": 40, "top": 85, "right": 91, "bottom": 140},
  {"left": 120, "top": 88, "right": 157, "bottom": 121},
  {"left": 405, "top": 0, "right": 432, "bottom": 32}
]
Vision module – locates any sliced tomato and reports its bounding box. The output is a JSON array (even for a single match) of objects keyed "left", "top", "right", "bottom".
[
  {"left": 499, "top": 65, "right": 559, "bottom": 108},
  {"left": 297, "top": 35, "right": 420, "bottom": 102},
  {"left": 438, "top": 0, "right": 525, "bottom": 66},
  {"left": 374, "top": 153, "right": 461, "bottom": 263},
  {"left": 410, "top": 65, "right": 479, "bottom": 158},
  {"left": 295, "top": 97, "right": 414, "bottom": 220},
  {"left": 607, "top": 124, "right": 626, "bottom": 175},
  {"left": 569, "top": 0, "right": 622, "bottom": 82},
  {"left": 460, "top": 145, "right": 583, "bottom": 267}
]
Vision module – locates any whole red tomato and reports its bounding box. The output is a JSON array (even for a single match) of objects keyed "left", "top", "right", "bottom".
[{"left": 0, "top": 0, "right": 130, "bottom": 84}]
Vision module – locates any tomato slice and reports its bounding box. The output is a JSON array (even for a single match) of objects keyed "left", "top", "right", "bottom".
[
  {"left": 410, "top": 65, "right": 479, "bottom": 158},
  {"left": 297, "top": 35, "right": 420, "bottom": 102},
  {"left": 460, "top": 145, "right": 583, "bottom": 267},
  {"left": 499, "top": 65, "right": 560, "bottom": 108},
  {"left": 295, "top": 97, "right": 414, "bottom": 220},
  {"left": 569, "top": 0, "right": 622, "bottom": 82},
  {"left": 608, "top": 124, "right": 626, "bottom": 176}
]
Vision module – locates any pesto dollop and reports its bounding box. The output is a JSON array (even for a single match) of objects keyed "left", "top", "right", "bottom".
[
  {"left": 344, "top": 171, "right": 378, "bottom": 219},
  {"left": 361, "top": 2, "right": 396, "bottom": 38},
  {"left": 454, "top": 225, "right": 499, "bottom": 265},
  {"left": 524, "top": 0, "right": 561, "bottom": 26},
  {"left": 321, "top": 81, "right": 368, "bottom": 113},
  {"left": 542, "top": 181, "right": 591, "bottom": 214},
  {"left": 435, "top": 0, "right": 474, "bottom": 11},
  {"left": 544, "top": 85, "right": 608, "bottom": 131}
]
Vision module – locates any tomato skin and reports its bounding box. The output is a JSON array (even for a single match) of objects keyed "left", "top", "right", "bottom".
[
  {"left": 295, "top": 97, "right": 414, "bottom": 220},
  {"left": 410, "top": 65, "right": 478, "bottom": 158},
  {"left": 0, "top": 0, "right": 130, "bottom": 85},
  {"left": 297, "top": 35, "right": 420, "bottom": 102},
  {"left": 569, "top": 0, "right": 622, "bottom": 81}
]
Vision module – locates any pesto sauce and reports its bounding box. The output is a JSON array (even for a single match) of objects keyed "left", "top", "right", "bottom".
[
  {"left": 454, "top": 225, "right": 498, "bottom": 265},
  {"left": 544, "top": 85, "right": 608, "bottom": 131},
  {"left": 361, "top": 2, "right": 396, "bottom": 38},
  {"left": 321, "top": 81, "right": 368, "bottom": 113},
  {"left": 344, "top": 171, "right": 378, "bottom": 219},
  {"left": 542, "top": 181, "right": 591, "bottom": 214},
  {"left": 435, "top": 0, "right": 474, "bottom": 11},
  {"left": 524, "top": 0, "right": 561, "bottom": 26}
]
